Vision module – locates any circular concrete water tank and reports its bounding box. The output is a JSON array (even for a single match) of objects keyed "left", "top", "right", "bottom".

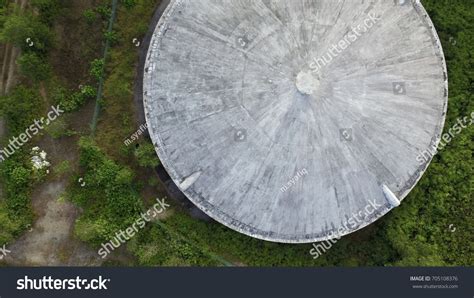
[{"left": 143, "top": 0, "right": 448, "bottom": 243}]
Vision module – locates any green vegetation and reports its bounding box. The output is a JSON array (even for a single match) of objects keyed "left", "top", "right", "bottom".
[
  {"left": 0, "top": 0, "right": 60, "bottom": 245},
  {"left": 0, "top": 86, "right": 43, "bottom": 136},
  {"left": 18, "top": 52, "right": 51, "bottom": 82},
  {"left": 0, "top": 155, "right": 33, "bottom": 245},
  {"left": 71, "top": 137, "right": 143, "bottom": 246},
  {"left": 128, "top": 222, "right": 222, "bottom": 266},
  {"left": 53, "top": 85, "right": 96, "bottom": 113},
  {"left": 82, "top": 8, "right": 97, "bottom": 25},
  {"left": 134, "top": 142, "right": 160, "bottom": 168},
  {"left": 383, "top": 0, "right": 474, "bottom": 266},
  {"left": 0, "top": 8, "right": 53, "bottom": 55},
  {"left": 44, "top": 117, "right": 74, "bottom": 139},
  {"left": 31, "top": 0, "right": 61, "bottom": 25},
  {"left": 96, "top": 4, "right": 112, "bottom": 20},
  {"left": 90, "top": 0, "right": 119, "bottom": 135},
  {"left": 90, "top": 58, "right": 105, "bottom": 81},
  {"left": 95, "top": 0, "right": 140, "bottom": 154},
  {"left": 0, "top": 87, "right": 43, "bottom": 244},
  {"left": 121, "top": 0, "right": 137, "bottom": 10},
  {"left": 53, "top": 160, "right": 71, "bottom": 177}
]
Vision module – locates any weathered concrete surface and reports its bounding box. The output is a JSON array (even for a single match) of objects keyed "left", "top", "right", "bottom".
[
  {"left": 143, "top": 0, "right": 448, "bottom": 243},
  {"left": 134, "top": 0, "right": 170, "bottom": 131}
]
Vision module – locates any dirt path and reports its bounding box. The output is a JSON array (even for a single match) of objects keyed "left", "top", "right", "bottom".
[
  {"left": 5, "top": 179, "right": 101, "bottom": 266},
  {"left": 0, "top": 0, "right": 28, "bottom": 95},
  {"left": 0, "top": 44, "right": 12, "bottom": 95},
  {"left": 4, "top": 133, "right": 103, "bottom": 266},
  {"left": 0, "top": 0, "right": 136, "bottom": 267},
  {"left": 3, "top": 84, "right": 102, "bottom": 266}
]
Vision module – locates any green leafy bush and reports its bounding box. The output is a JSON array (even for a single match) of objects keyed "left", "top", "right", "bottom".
[
  {"left": 0, "top": 12, "right": 53, "bottom": 55},
  {"left": 96, "top": 5, "right": 111, "bottom": 20},
  {"left": 31, "top": 0, "right": 61, "bottom": 25},
  {"left": 104, "top": 30, "right": 119, "bottom": 45},
  {"left": 121, "top": 0, "right": 137, "bottom": 10},
  {"left": 134, "top": 142, "right": 160, "bottom": 168},
  {"left": 55, "top": 85, "right": 96, "bottom": 112},
  {"left": 44, "top": 117, "right": 73, "bottom": 139},
  {"left": 83, "top": 8, "right": 96, "bottom": 25},
  {"left": 18, "top": 52, "right": 51, "bottom": 82},
  {"left": 70, "top": 138, "right": 143, "bottom": 246},
  {"left": 0, "top": 86, "right": 42, "bottom": 135},
  {"left": 90, "top": 58, "right": 105, "bottom": 81},
  {"left": 0, "top": 151, "right": 34, "bottom": 244}
]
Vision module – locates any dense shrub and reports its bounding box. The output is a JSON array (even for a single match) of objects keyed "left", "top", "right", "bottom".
[
  {"left": 31, "top": 0, "right": 61, "bottom": 25},
  {"left": 134, "top": 142, "right": 160, "bottom": 168},
  {"left": 44, "top": 117, "right": 73, "bottom": 139},
  {"left": 18, "top": 52, "right": 51, "bottom": 82},
  {"left": 90, "top": 58, "right": 105, "bottom": 81},
  {"left": 83, "top": 8, "right": 97, "bottom": 25},
  {"left": 1, "top": 156, "right": 37, "bottom": 215},
  {"left": 96, "top": 4, "right": 111, "bottom": 20},
  {"left": 70, "top": 138, "right": 143, "bottom": 246},
  {"left": 0, "top": 12, "right": 53, "bottom": 55},
  {"left": 0, "top": 86, "right": 43, "bottom": 135},
  {"left": 54, "top": 85, "right": 96, "bottom": 112},
  {"left": 121, "top": 0, "right": 137, "bottom": 10}
]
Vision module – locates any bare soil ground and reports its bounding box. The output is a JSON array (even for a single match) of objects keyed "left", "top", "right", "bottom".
[
  {"left": 5, "top": 180, "right": 101, "bottom": 266},
  {"left": 0, "top": 0, "right": 27, "bottom": 95}
]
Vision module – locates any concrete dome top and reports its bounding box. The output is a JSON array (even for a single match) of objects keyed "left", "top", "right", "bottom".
[{"left": 143, "top": 0, "right": 448, "bottom": 243}]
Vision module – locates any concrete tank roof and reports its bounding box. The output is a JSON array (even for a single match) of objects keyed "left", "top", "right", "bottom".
[{"left": 143, "top": 0, "right": 448, "bottom": 243}]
